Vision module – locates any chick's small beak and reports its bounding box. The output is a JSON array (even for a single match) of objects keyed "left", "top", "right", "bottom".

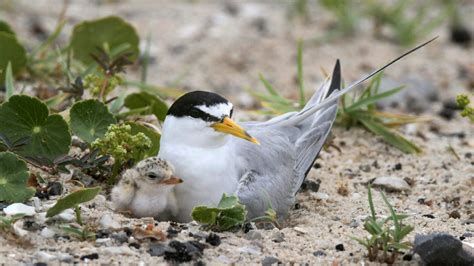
[
  {"left": 211, "top": 117, "right": 260, "bottom": 145},
  {"left": 160, "top": 175, "right": 183, "bottom": 185}
]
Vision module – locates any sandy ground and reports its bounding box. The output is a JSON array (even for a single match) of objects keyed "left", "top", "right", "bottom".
[{"left": 0, "top": 0, "right": 473, "bottom": 265}]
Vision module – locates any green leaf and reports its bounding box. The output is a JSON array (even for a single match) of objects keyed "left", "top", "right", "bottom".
[
  {"left": 124, "top": 91, "right": 168, "bottom": 122},
  {"left": 0, "top": 32, "right": 27, "bottom": 83},
  {"left": 380, "top": 191, "right": 401, "bottom": 237},
  {"left": 368, "top": 184, "right": 376, "bottom": 220},
  {"left": 70, "top": 16, "right": 140, "bottom": 65},
  {"left": 0, "top": 95, "right": 71, "bottom": 160},
  {"left": 191, "top": 193, "right": 247, "bottom": 231},
  {"left": 46, "top": 187, "right": 101, "bottom": 218},
  {"left": 217, "top": 193, "right": 239, "bottom": 209},
  {"left": 356, "top": 115, "right": 421, "bottom": 154},
  {"left": 126, "top": 122, "right": 160, "bottom": 157},
  {"left": 258, "top": 73, "right": 280, "bottom": 97},
  {"left": 5, "top": 61, "right": 14, "bottom": 100},
  {"left": 297, "top": 39, "right": 305, "bottom": 107},
  {"left": 70, "top": 99, "right": 117, "bottom": 143},
  {"left": 345, "top": 86, "right": 404, "bottom": 112},
  {"left": 191, "top": 206, "right": 219, "bottom": 225},
  {"left": 0, "top": 152, "right": 35, "bottom": 203},
  {"left": 0, "top": 20, "right": 15, "bottom": 36}
]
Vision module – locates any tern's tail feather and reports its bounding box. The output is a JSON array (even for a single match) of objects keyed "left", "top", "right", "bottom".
[
  {"left": 292, "top": 37, "right": 437, "bottom": 193},
  {"left": 292, "top": 61, "right": 341, "bottom": 193}
]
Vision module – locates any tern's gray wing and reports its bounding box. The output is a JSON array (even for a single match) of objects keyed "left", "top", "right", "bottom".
[{"left": 234, "top": 61, "right": 341, "bottom": 219}]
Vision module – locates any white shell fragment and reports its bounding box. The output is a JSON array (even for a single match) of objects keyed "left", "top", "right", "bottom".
[
  {"left": 3, "top": 203, "right": 36, "bottom": 216},
  {"left": 372, "top": 176, "right": 411, "bottom": 192}
]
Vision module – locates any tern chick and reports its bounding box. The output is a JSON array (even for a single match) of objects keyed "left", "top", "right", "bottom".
[{"left": 111, "top": 157, "right": 183, "bottom": 220}]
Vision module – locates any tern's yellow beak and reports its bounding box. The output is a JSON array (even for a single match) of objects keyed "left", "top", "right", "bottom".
[
  {"left": 211, "top": 117, "right": 260, "bottom": 145},
  {"left": 160, "top": 175, "right": 183, "bottom": 185}
]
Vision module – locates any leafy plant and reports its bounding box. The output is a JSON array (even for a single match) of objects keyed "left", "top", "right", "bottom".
[
  {"left": 0, "top": 31, "right": 27, "bottom": 83},
  {"left": 70, "top": 16, "right": 139, "bottom": 66},
  {"left": 0, "top": 152, "right": 36, "bottom": 203},
  {"left": 249, "top": 42, "right": 422, "bottom": 153},
  {"left": 0, "top": 20, "right": 15, "bottom": 35},
  {"left": 456, "top": 94, "right": 473, "bottom": 122},
  {"left": 0, "top": 95, "right": 71, "bottom": 160},
  {"left": 91, "top": 124, "right": 152, "bottom": 182},
  {"left": 0, "top": 214, "right": 25, "bottom": 231},
  {"left": 59, "top": 224, "right": 96, "bottom": 241},
  {"left": 192, "top": 193, "right": 247, "bottom": 231},
  {"left": 351, "top": 185, "right": 414, "bottom": 263},
  {"left": 4, "top": 62, "right": 15, "bottom": 100},
  {"left": 127, "top": 122, "right": 161, "bottom": 158},
  {"left": 70, "top": 99, "right": 117, "bottom": 143},
  {"left": 337, "top": 74, "right": 422, "bottom": 154},
  {"left": 364, "top": 0, "right": 447, "bottom": 46},
  {"left": 319, "top": 0, "right": 359, "bottom": 38},
  {"left": 46, "top": 186, "right": 101, "bottom": 223},
  {"left": 123, "top": 91, "right": 168, "bottom": 122}
]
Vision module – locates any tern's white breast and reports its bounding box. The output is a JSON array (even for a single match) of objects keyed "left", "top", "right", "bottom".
[{"left": 159, "top": 142, "right": 239, "bottom": 221}]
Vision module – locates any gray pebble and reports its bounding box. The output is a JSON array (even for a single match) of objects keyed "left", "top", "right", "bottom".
[
  {"left": 372, "top": 176, "right": 411, "bottom": 192},
  {"left": 245, "top": 230, "right": 263, "bottom": 240},
  {"left": 262, "top": 256, "right": 280, "bottom": 265},
  {"left": 414, "top": 233, "right": 474, "bottom": 265}
]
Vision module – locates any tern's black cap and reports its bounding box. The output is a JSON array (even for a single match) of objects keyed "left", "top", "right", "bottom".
[{"left": 167, "top": 91, "right": 231, "bottom": 122}]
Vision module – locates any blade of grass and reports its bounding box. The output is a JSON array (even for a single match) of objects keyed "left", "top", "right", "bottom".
[
  {"left": 356, "top": 115, "right": 421, "bottom": 154},
  {"left": 345, "top": 86, "right": 404, "bottom": 112},
  {"left": 4, "top": 61, "right": 14, "bottom": 100},
  {"left": 258, "top": 73, "right": 280, "bottom": 97},
  {"left": 29, "top": 20, "right": 66, "bottom": 60},
  {"left": 368, "top": 184, "right": 376, "bottom": 220},
  {"left": 141, "top": 33, "right": 152, "bottom": 83},
  {"left": 380, "top": 191, "right": 401, "bottom": 239},
  {"left": 297, "top": 39, "right": 305, "bottom": 107}
]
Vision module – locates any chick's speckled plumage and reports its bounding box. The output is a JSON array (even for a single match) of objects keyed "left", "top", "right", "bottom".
[{"left": 111, "top": 157, "right": 180, "bottom": 220}]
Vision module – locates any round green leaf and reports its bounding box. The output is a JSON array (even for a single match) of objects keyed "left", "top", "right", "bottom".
[
  {"left": 126, "top": 122, "right": 160, "bottom": 157},
  {"left": 0, "top": 95, "right": 71, "bottom": 160},
  {"left": 70, "top": 99, "right": 116, "bottom": 143},
  {"left": 0, "top": 152, "right": 35, "bottom": 203},
  {"left": 70, "top": 16, "right": 139, "bottom": 65},
  {"left": 124, "top": 92, "right": 168, "bottom": 121},
  {"left": 0, "top": 20, "right": 15, "bottom": 35},
  {"left": 0, "top": 32, "right": 26, "bottom": 83}
]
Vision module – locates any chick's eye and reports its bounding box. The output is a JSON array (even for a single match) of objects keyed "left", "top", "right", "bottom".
[{"left": 147, "top": 173, "right": 159, "bottom": 179}]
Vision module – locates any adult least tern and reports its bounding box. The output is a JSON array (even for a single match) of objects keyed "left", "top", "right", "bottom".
[
  {"left": 111, "top": 157, "right": 183, "bottom": 220},
  {"left": 159, "top": 39, "right": 436, "bottom": 222}
]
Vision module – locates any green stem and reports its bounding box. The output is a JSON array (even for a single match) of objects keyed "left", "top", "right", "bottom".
[
  {"left": 115, "top": 106, "right": 151, "bottom": 120},
  {"left": 74, "top": 205, "right": 83, "bottom": 226}
]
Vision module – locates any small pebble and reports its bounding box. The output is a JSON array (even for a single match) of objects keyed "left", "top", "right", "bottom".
[
  {"left": 312, "top": 192, "right": 329, "bottom": 200},
  {"left": 313, "top": 250, "right": 326, "bottom": 257},
  {"left": 335, "top": 244, "right": 345, "bottom": 251},
  {"left": 262, "top": 256, "right": 280, "bottom": 265},
  {"left": 242, "top": 222, "right": 253, "bottom": 233},
  {"left": 206, "top": 233, "right": 221, "bottom": 246},
  {"left": 35, "top": 251, "right": 56, "bottom": 262},
  {"left": 300, "top": 179, "right": 321, "bottom": 193},
  {"left": 245, "top": 230, "right": 263, "bottom": 240},
  {"left": 271, "top": 231, "right": 285, "bottom": 243},
  {"left": 3, "top": 203, "right": 36, "bottom": 216},
  {"left": 111, "top": 231, "right": 129, "bottom": 244},
  {"left": 393, "top": 163, "right": 402, "bottom": 170},
  {"left": 80, "top": 253, "right": 99, "bottom": 261},
  {"left": 449, "top": 210, "right": 461, "bottom": 219},
  {"left": 148, "top": 243, "right": 167, "bottom": 257},
  {"left": 40, "top": 227, "right": 55, "bottom": 238},
  {"left": 238, "top": 245, "right": 261, "bottom": 255},
  {"left": 372, "top": 176, "right": 411, "bottom": 192},
  {"left": 349, "top": 220, "right": 359, "bottom": 228},
  {"left": 47, "top": 182, "right": 63, "bottom": 196},
  {"left": 422, "top": 214, "right": 435, "bottom": 219},
  {"left": 100, "top": 214, "right": 121, "bottom": 230},
  {"left": 129, "top": 242, "right": 141, "bottom": 249}
]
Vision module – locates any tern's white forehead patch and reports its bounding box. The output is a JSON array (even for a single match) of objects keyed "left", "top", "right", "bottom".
[{"left": 196, "top": 103, "right": 233, "bottom": 118}]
